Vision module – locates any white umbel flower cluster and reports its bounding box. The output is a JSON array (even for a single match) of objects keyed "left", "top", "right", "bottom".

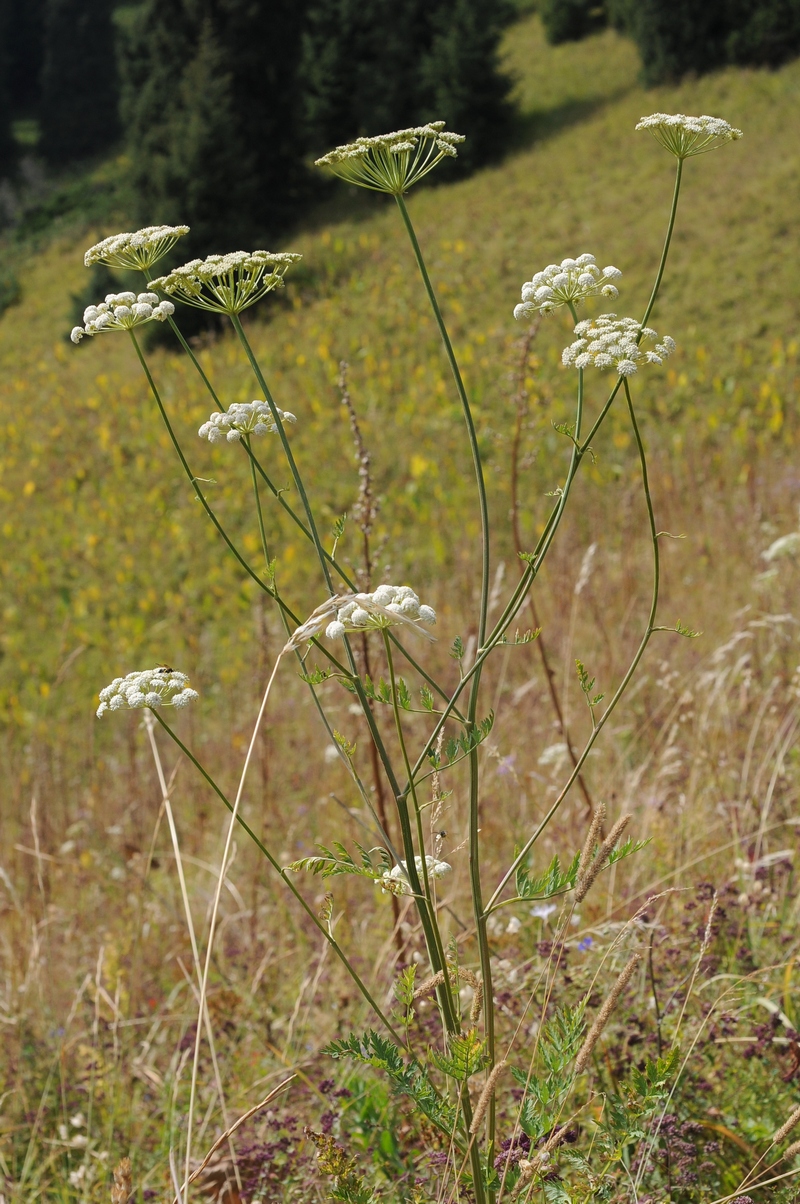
[
  {"left": 379, "top": 855, "right": 452, "bottom": 896},
  {"left": 149, "top": 250, "right": 302, "bottom": 315},
  {"left": 635, "top": 113, "right": 743, "bottom": 159},
  {"left": 71, "top": 292, "right": 175, "bottom": 342},
  {"left": 514, "top": 254, "right": 622, "bottom": 320},
  {"left": 315, "top": 122, "right": 465, "bottom": 195},
  {"left": 562, "top": 315, "right": 675, "bottom": 376},
  {"left": 199, "top": 401, "right": 297, "bottom": 443},
  {"left": 325, "top": 585, "right": 436, "bottom": 640},
  {"left": 96, "top": 669, "right": 198, "bottom": 717},
  {"left": 84, "top": 225, "right": 190, "bottom": 270},
  {"left": 286, "top": 586, "right": 436, "bottom": 651}
]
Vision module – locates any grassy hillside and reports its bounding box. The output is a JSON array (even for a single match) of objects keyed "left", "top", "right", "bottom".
[{"left": 2, "top": 13, "right": 800, "bottom": 1201}]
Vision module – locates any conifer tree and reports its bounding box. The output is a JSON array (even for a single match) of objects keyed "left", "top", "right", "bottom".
[
  {"left": 39, "top": 0, "right": 120, "bottom": 164},
  {"left": 300, "top": 0, "right": 514, "bottom": 171},
  {"left": 119, "top": 0, "right": 310, "bottom": 258},
  {"left": 0, "top": 0, "right": 15, "bottom": 174}
]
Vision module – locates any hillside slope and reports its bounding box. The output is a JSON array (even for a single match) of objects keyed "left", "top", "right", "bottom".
[{"left": 0, "top": 13, "right": 798, "bottom": 810}]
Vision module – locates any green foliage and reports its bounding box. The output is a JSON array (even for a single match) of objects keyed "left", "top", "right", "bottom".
[
  {"left": 307, "top": 1129, "right": 380, "bottom": 1204},
  {"left": 576, "top": 658, "right": 604, "bottom": 709},
  {"left": 540, "top": 0, "right": 606, "bottom": 45},
  {"left": 514, "top": 851, "right": 580, "bottom": 901},
  {"left": 426, "top": 713, "right": 494, "bottom": 771},
  {"left": 511, "top": 1004, "right": 586, "bottom": 1141},
  {"left": 39, "top": 0, "right": 119, "bottom": 165},
  {"left": 118, "top": 0, "right": 310, "bottom": 263},
  {"left": 394, "top": 965, "right": 417, "bottom": 1008},
  {"left": 606, "top": 835, "right": 651, "bottom": 866},
  {"left": 429, "top": 1030, "right": 487, "bottom": 1081},
  {"left": 287, "top": 840, "right": 392, "bottom": 882},
  {"left": 324, "top": 1031, "right": 460, "bottom": 1139},
  {"left": 300, "top": 0, "right": 515, "bottom": 171},
  {"left": 363, "top": 674, "right": 412, "bottom": 710}
]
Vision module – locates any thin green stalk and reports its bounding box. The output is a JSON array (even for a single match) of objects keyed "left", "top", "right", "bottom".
[
  {"left": 230, "top": 313, "right": 334, "bottom": 594},
  {"left": 128, "top": 330, "right": 276, "bottom": 605},
  {"left": 382, "top": 633, "right": 451, "bottom": 984},
  {"left": 395, "top": 194, "right": 490, "bottom": 648},
  {"left": 150, "top": 709, "right": 405, "bottom": 1046},
  {"left": 240, "top": 440, "right": 461, "bottom": 715},
  {"left": 246, "top": 436, "right": 271, "bottom": 569},
  {"left": 485, "top": 377, "right": 660, "bottom": 910},
  {"left": 166, "top": 316, "right": 224, "bottom": 410},
  {"left": 641, "top": 159, "right": 683, "bottom": 329}
]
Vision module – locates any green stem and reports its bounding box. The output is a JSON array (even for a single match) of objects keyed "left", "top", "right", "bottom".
[
  {"left": 150, "top": 709, "right": 405, "bottom": 1046},
  {"left": 395, "top": 194, "right": 490, "bottom": 648},
  {"left": 395, "top": 194, "right": 491, "bottom": 1204},
  {"left": 240, "top": 441, "right": 461, "bottom": 716},
  {"left": 641, "top": 158, "right": 683, "bottom": 330},
  {"left": 246, "top": 436, "right": 271, "bottom": 569},
  {"left": 230, "top": 313, "right": 334, "bottom": 594},
  {"left": 128, "top": 330, "right": 277, "bottom": 604},
  {"left": 166, "top": 315, "right": 224, "bottom": 409},
  {"left": 484, "top": 378, "right": 660, "bottom": 911}
]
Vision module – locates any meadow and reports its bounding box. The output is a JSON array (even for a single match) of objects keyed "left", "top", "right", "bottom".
[{"left": 1, "top": 11, "right": 800, "bottom": 1204}]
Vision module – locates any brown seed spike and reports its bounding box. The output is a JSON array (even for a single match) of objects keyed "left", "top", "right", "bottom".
[{"left": 111, "top": 1158, "right": 132, "bottom": 1204}]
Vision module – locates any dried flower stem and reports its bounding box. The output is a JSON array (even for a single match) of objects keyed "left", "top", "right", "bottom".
[
  {"left": 575, "top": 952, "right": 641, "bottom": 1073},
  {"left": 470, "top": 1061, "right": 508, "bottom": 1134},
  {"left": 575, "top": 814, "right": 630, "bottom": 903}
]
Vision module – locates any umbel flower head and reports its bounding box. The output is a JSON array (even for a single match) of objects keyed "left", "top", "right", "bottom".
[
  {"left": 96, "top": 669, "right": 198, "bottom": 717},
  {"left": 286, "top": 586, "right": 436, "bottom": 650},
  {"left": 562, "top": 315, "right": 675, "bottom": 376},
  {"left": 635, "top": 113, "right": 743, "bottom": 159},
  {"left": 149, "top": 250, "right": 302, "bottom": 315},
  {"left": 84, "top": 225, "right": 190, "bottom": 271},
  {"left": 514, "top": 254, "right": 622, "bottom": 320},
  {"left": 315, "top": 122, "right": 465, "bottom": 195},
  {"left": 71, "top": 293, "right": 175, "bottom": 343},
  {"left": 325, "top": 585, "right": 436, "bottom": 640},
  {"left": 379, "top": 855, "right": 452, "bottom": 896},
  {"left": 199, "top": 401, "right": 297, "bottom": 443}
]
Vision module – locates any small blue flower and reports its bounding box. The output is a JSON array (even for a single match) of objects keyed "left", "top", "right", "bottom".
[{"left": 578, "top": 937, "right": 593, "bottom": 952}]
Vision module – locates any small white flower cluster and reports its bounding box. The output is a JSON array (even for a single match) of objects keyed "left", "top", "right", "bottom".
[
  {"left": 635, "top": 113, "right": 743, "bottom": 159},
  {"left": 325, "top": 585, "right": 436, "bottom": 640},
  {"left": 96, "top": 668, "right": 198, "bottom": 717},
  {"left": 149, "top": 250, "right": 302, "bottom": 315},
  {"left": 379, "top": 855, "right": 452, "bottom": 896},
  {"left": 71, "top": 292, "right": 175, "bottom": 342},
  {"left": 199, "top": 401, "right": 297, "bottom": 443},
  {"left": 315, "top": 122, "right": 465, "bottom": 195},
  {"left": 514, "top": 254, "right": 622, "bottom": 320},
  {"left": 84, "top": 225, "right": 190, "bottom": 270},
  {"left": 562, "top": 315, "right": 675, "bottom": 376}
]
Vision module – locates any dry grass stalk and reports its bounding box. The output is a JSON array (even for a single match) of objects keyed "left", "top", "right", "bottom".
[
  {"left": 111, "top": 1158, "right": 132, "bottom": 1204},
  {"left": 773, "top": 1103, "right": 800, "bottom": 1146},
  {"left": 574, "top": 952, "right": 642, "bottom": 1074},
  {"left": 470, "top": 1060, "right": 508, "bottom": 1134},
  {"left": 575, "top": 814, "right": 631, "bottom": 904},
  {"left": 413, "top": 971, "right": 446, "bottom": 1001},
  {"left": 578, "top": 803, "right": 606, "bottom": 882}
]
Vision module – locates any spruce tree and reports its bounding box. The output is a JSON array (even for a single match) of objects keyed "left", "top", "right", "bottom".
[
  {"left": 119, "top": 0, "right": 310, "bottom": 259},
  {"left": 300, "top": 0, "right": 514, "bottom": 171},
  {"left": 419, "top": 0, "right": 514, "bottom": 171},
  {"left": 39, "top": 0, "right": 120, "bottom": 164},
  {"left": 0, "top": 0, "right": 15, "bottom": 174}
]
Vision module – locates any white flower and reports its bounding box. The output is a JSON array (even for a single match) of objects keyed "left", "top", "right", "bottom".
[
  {"left": 561, "top": 315, "right": 675, "bottom": 376},
  {"left": 762, "top": 532, "right": 800, "bottom": 562},
  {"left": 315, "top": 122, "right": 465, "bottom": 195},
  {"left": 199, "top": 401, "right": 297, "bottom": 443},
  {"left": 96, "top": 668, "right": 199, "bottom": 717},
  {"left": 71, "top": 292, "right": 175, "bottom": 342},
  {"left": 379, "top": 855, "right": 452, "bottom": 896},
  {"left": 635, "top": 113, "right": 743, "bottom": 159},
  {"left": 530, "top": 903, "right": 557, "bottom": 921},
  {"left": 84, "top": 225, "right": 190, "bottom": 270},
  {"left": 514, "top": 254, "right": 622, "bottom": 320},
  {"left": 323, "top": 585, "right": 436, "bottom": 640},
  {"left": 149, "top": 250, "right": 302, "bottom": 315}
]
